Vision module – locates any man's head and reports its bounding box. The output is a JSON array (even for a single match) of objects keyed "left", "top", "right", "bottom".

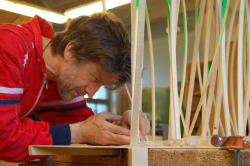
[{"left": 50, "top": 12, "right": 131, "bottom": 100}]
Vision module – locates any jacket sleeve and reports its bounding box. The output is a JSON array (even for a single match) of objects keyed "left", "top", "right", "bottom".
[{"left": 0, "top": 31, "right": 53, "bottom": 162}]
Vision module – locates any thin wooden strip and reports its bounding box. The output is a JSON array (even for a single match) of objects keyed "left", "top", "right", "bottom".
[
  {"left": 201, "top": 59, "right": 217, "bottom": 141},
  {"left": 170, "top": 0, "right": 181, "bottom": 139},
  {"left": 165, "top": 0, "right": 175, "bottom": 140},
  {"left": 178, "top": 0, "right": 189, "bottom": 136},
  {"left": 196, "top": 57, "right": 206, "bottom": 130},
  {"left": 169, "top": 69, "right": 176, "bottom": 139},
  {"left": 243, "top": 0, "right": 250, "bottom": 134},
  {"left": 213, "top": 59, "right": 223, "bottom": 135},
  {"left": 212, "top": 0, "right": 224, "bottom": 136},
  {"left": 102, "top": 0, "right": 107, "bottom": 14},
  {"left": 237, "top": 0, "right": 245, "bottom": 136},
  {"left": 145, "top": 3, "right": 156, "bottom": 141},
  {"left": 212, "top": 98, "right": 226, "bottom": 136},
  {"left": 184, "top": 0, "right": 206, "bottom": 137},
  {"left": 229, "top": 30, "right": 239, "bottom": 134},
  {"left": 188, "top": 0, "right": 231, "bottom": 137},
  {"left": 221, "top": 23, "right": 232, "bottom": 136},
  {"left": 216, "top": 0, "right": 232, "bottom": 136},
  {"left": 130, "top": 0, "right": 146, "bottom": 146},
  {"left": 194, "top": 0, "right": 206, "bottom": 134},
  {"left": 219, "top": 119, "right": 226, "bottom": 136},
  {"left": 125, "top": 83, "right": 132, "bottom": 104},
  {"left": 211, "top": 2, "right": 221, "bottom": 135},
  {"left": 202, "top": 0, "right": 214, "bottom": 135},
  {"left": 225, "top": 0, "right": 239, "bottom": 68}
]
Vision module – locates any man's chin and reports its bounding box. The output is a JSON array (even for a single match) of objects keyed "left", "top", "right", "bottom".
[{"left": 59, "top": 93, "right": 74, "bottom": 101}]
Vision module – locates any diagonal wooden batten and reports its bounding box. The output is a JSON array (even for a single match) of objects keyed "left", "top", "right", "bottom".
[
  {"left": 145, "top": 3, "right": 156, "bottom": 141},
  {"left": 243, "top": 0, "right": 250, "bottom": 134},
  {"left": 130, "top": 0, "right": 146, "bottom": 146},
  {"left": 188, "top": 0, "right": 231, "bottom": 137},
  {"left": 170, "top": 0, "right": 181, "bottom": 139},
  {"left": 184, "top": 0, "right": 206, "bottom": 137},
  {"left": 237, "top": 0, "right": 245, "bottom": 136}
]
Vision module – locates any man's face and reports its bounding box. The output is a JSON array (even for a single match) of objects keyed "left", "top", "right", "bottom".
[{"left": 56, "top": 61, "right": 116, "bottom": 100}]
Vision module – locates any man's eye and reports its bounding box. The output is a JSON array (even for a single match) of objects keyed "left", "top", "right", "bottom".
[{"left": 94, "top": 76, "right": 100, "bottom": 83}]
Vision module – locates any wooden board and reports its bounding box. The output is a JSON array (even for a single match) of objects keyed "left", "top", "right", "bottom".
[{"left": 22, "top": 147, "right": 250, "bottom": 166}]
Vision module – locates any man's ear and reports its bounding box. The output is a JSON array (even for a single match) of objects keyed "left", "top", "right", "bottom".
[{"left": 64, "top": 42, "right": 74, "bottom": 61}]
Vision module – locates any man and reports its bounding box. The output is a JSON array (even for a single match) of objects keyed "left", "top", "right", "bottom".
[{"left": 0, "top": 12, "right": 150, "bottom": 162}]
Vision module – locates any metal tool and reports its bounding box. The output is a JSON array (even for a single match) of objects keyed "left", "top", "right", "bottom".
[{"left": 211, "top": 135, "right": 249, "bottom": 166}]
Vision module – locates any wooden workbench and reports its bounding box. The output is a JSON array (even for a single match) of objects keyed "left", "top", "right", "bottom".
[{"left": 20, "top": 147, "right": 250, "bottom": 166}]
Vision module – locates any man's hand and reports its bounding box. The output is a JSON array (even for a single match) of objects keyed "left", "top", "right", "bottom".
[
  {"left": 116, "top": 110, "right": 150, "bottom": 138},
  {"left": 70, "top": 112, "right": 130, "bottom": 145}
]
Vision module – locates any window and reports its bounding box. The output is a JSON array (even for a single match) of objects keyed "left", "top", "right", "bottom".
[{"left": 85, "top": 86, "right": 110, "bottom": 114}]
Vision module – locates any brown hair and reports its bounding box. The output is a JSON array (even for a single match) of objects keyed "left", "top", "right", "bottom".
[{"left": 50, "top": 12, "right": 131, "bottom": 89}]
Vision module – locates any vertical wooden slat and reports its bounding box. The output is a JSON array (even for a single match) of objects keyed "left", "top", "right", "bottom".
[
  {"left": 237, "top": 0, "right": 245, "bottom": 136},
  {"left": 145, "top": 3, "right": 156, "bottom": 141},
  {"left": 170, "top": 0, "right": 181, "bottom": 139},
  {"left": 130, "top": 0, "right": 146, "bottom": 146}
]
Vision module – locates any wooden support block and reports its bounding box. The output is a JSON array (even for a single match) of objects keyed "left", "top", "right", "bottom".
[{"left": 128, "top": 147, "right": 148, "bottom": 166}]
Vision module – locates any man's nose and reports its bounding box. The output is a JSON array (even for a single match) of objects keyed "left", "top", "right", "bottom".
[{"left": 87, "top": 85, "right": 102, "bottom": 98}]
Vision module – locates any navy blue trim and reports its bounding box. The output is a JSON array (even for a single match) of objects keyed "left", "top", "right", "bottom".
[
  {"left": 49, "top": 124, "right": 71, "bottom": 145},
  {"left": 0, "top": 98, "right": 21, "bottom": 105},
  {"left": 36, "top": 103, "right": 87, "bottom": 115}
]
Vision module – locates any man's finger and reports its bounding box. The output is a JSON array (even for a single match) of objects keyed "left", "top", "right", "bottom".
[
  {"left": 97, "top": 112, "right": 122, "bottom": 121},
  {"left": 103, "top": 131, "right": 130, "bottom": 145},
  {"left": 105, "top": 121, "right": 131, "bottom": 136}
]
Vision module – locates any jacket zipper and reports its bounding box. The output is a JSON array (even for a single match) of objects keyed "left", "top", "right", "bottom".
[{"left": 20, "top": 74, "right": 48, "bottom": 119}]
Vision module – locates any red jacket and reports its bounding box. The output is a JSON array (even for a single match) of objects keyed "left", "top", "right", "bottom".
[{"left": 0, "top": 15, "right": 94, "bottom": 162}]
